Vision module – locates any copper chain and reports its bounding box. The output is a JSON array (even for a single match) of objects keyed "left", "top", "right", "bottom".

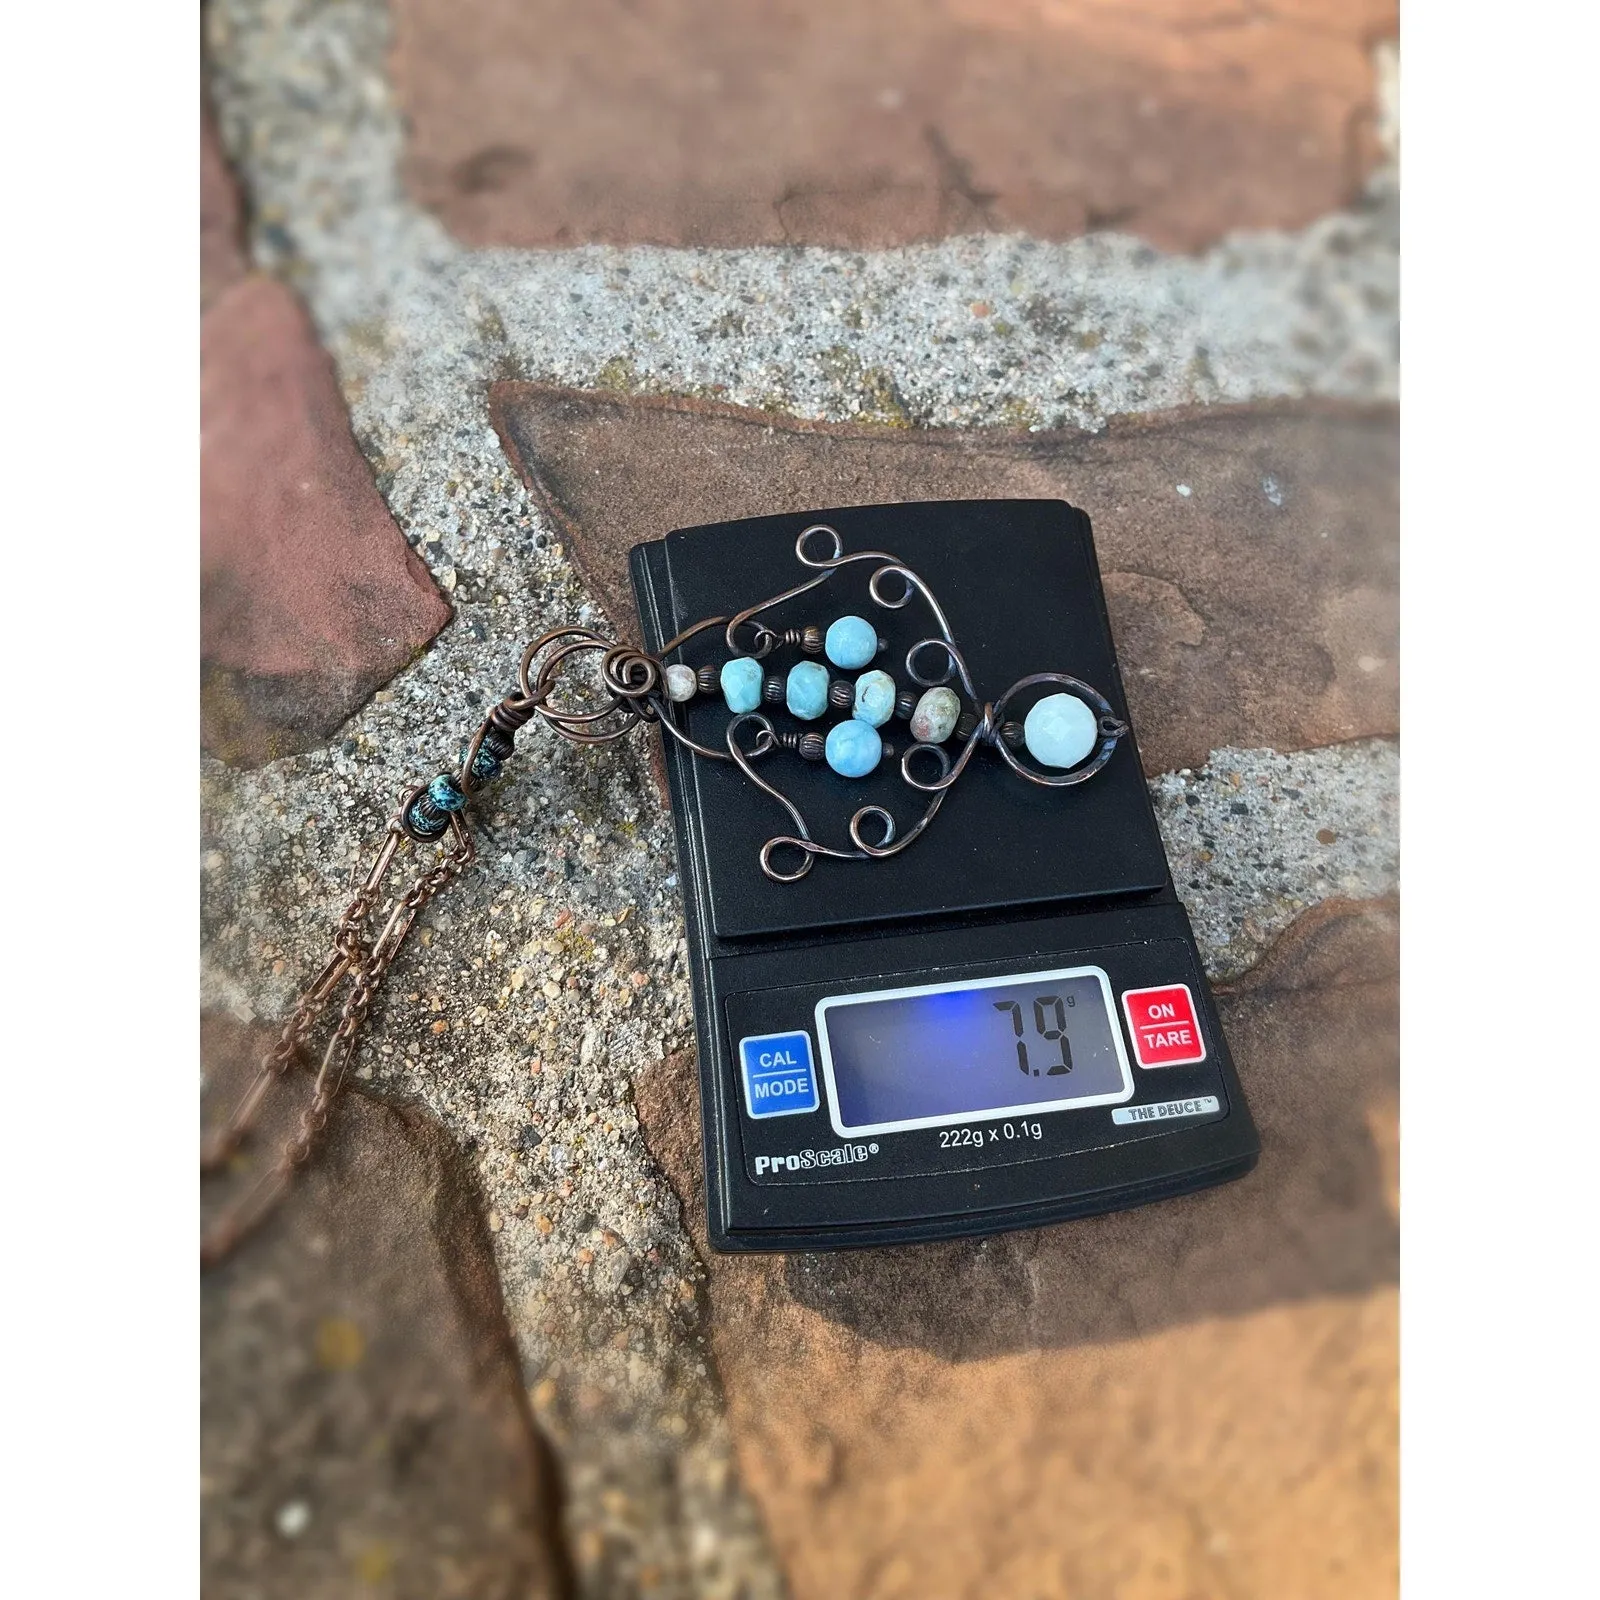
[
  {"left": 200, "top": 625, "right": 667, "bottom": 1268},
  {"left": 200, "top": 808, "right": 475, "bottom": 1267}
]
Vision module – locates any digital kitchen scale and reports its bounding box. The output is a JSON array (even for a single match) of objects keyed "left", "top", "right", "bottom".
[{"left": 629, "top": 499, "right": 1259, "bottom": 1251}]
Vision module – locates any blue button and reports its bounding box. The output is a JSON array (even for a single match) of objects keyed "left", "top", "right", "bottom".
[{"left": 738, "top": 1031, "right": 819, "bottom": 1119}]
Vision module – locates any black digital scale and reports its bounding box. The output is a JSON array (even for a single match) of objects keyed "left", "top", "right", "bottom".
[{"left": 629, "top": 499, "right": 1258, "bottom": 1251}]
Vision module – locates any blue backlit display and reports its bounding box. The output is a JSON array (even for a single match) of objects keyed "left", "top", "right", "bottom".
[{"left": 816, "top": 966, "right": 1134, "bottom": 1136}]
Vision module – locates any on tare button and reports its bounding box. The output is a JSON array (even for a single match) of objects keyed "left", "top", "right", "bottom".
[
  {"left": 1121, "top": 984, "right": 1207, "bottom": 1068},
  {"left": 738, "top": 1031, "right": 820, "bottom": 1118}
]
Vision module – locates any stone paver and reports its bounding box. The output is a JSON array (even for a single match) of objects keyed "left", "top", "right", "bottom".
[
  {"left": 208, "top": 0, "right": 1396, "bottom": 443},
  {"left": 201, "top": 1014, "right": 569, "bottom": 1599},
  {"left": 495, "top": 386, "right": 1396, "bottom": 776},
  {"left": 394, "top": 0, "right": 1395, "bottom": 251},
  {"left": 1152, "top": 741, "right": 1398, "bottom": 981},
  {"left": 635, "top": 897, "right": 1398, "bottom": 1600},
  {"left": 201, "top": 273, "right": 452, "bottom": 766},
  {"left": 202, "top": 0, "right": 1400, "bottom": 1592}
]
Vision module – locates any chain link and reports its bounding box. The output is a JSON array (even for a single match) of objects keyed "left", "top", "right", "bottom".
[
  {"left": 200, "top": 624, "right": 669, "bottom": 1268},
  {"left": 200, "top": 807, "right": 474, "bottom": 1268}
]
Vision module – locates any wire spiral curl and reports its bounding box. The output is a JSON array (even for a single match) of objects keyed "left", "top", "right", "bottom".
[
  {"left": 712, "top": 526, "right": 1129, "bottom": 880},
  {"left": 456, "top": 526, "right": 1129, "bottom": 880}
]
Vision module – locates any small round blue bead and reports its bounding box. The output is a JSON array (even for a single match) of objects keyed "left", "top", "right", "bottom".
[
  {"left": 825, "top": 614, "right": 878, "bottom": 670},
  {"left": 428, "top": 774, "right": 468, "bottom": 811},
  {"left": 720, "top": 656, "right": 764, "bottom": 714},
  {"left": 786, "top": 661, "right": 830, "bottom": 721},
  {"left": 1023, "top": 692, "right": 1099, "bottom": 769},
  {"left": 853, "top": 669, "right": 896, "bottom": 728},
  {"left": 825, "top": 718, "right": 883, "bottom": 778}
]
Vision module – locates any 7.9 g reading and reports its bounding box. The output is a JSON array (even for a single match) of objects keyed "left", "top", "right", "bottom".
[{"left": 993, "top": 994, "right": 1076, "bottom": 1076}]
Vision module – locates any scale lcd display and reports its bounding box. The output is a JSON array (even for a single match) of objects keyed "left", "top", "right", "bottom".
[{"left": 815, "top": 966, "right": 1134, "bottom": 1136}]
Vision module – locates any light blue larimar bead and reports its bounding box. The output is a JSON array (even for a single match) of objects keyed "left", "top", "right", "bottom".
[
  {"left": 786, "top": 660, "right": 830, "bottom": 721},
  {"left": 853, "top": 669, "right": 896, "bottom": 728},
  {"left": 825, "top": 718, "right": 882, "bottom": 778},
  {"left": 720, "top": 657, "right": 764, "bottom": 714},
  {"left": 1023, "top": 692, "right": 1100, "bottom": 770},
  {"left": 825, "top": 614, "right": 879, "bottom": 670}
]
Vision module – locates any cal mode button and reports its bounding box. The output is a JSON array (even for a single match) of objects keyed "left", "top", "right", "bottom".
[{"left": 738, "top": 1030, "right": 820, "bottom": 1118}]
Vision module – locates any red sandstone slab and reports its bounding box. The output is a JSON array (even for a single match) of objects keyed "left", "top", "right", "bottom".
[
  {"left": 201, "top": 1014, "right": 568, "bottom": 1597},
  {"left": 201, "top": 275, "right": 451, "bottom": 765},
  {"left": 491, "top": 386, "right": 1397, "bottom": 776},
  {"left": 394, "top": 0, "right": 1395, "bottom": 252},
  {"left": 634, "top": 896, "right": 1398, "bottom": 1600}
]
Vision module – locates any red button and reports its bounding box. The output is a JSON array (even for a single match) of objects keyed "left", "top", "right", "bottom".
[{"left": 1122, "top": 984, "right": 1207, "bottom": 1068}]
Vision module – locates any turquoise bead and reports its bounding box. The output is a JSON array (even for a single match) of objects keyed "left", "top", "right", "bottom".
[
  {"left": 428, "top": 774, "right": 468, "bottom": 812},
  {"left": 786, "top": 661, "right": 830, "bottom": 720},
  {"left": 825, "top": 718, "right": 882, "bottom": 777},
  {"left": 1023, "top": 692, "right": 1099, "bottom": 769},
  {"left": 853, "top": 669, "right": 896, "bottom": 728},
  {"left": 825, "top": 614, "right": 878, "bottom": 670},
  {"left": 720, "top": 657, "right": 763, "bottom": 714}
]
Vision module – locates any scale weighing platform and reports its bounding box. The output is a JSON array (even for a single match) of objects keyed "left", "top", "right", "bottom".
[{"left": 629, "top": 499, "right": 1259, "bottom": 1252}]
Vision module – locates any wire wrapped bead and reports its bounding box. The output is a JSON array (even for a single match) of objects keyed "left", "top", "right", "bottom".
[
  {"left": 403, "top": 793, "right": 451, "bottom": 841},
  {"left": 428, "top": 774, "right": 469, "bottom": 812},
  {"left": 1023, "top": 692, "right": 1099, "bottom": 768},
  {"left": 664, "top": 664, "right": 698, "bottom": 702},
  {"left": 825, "top": 719, "right": 883, "bottom": 777},
  {"left": 854, "top": 670, "right": 896, "bottom": 728},
  {"left": 910, "top": 688, "right": 961, "bottom": 744},
  {"left": 785, "top": 661, "right": 830, "bottom": 720},
  {"left": 467, "top": 747, "right": 503, "bottom": 783},
  {"left": 721, "top": 657, "right": 764, "bottom": 713},
  {"left": 824, "top": 614, "right": 880, "bottom": 670}
]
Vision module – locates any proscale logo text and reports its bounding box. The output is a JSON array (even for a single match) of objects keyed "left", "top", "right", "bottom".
[{"left": 754, "top": 1143, "right": 877, "bottom": 1176}]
